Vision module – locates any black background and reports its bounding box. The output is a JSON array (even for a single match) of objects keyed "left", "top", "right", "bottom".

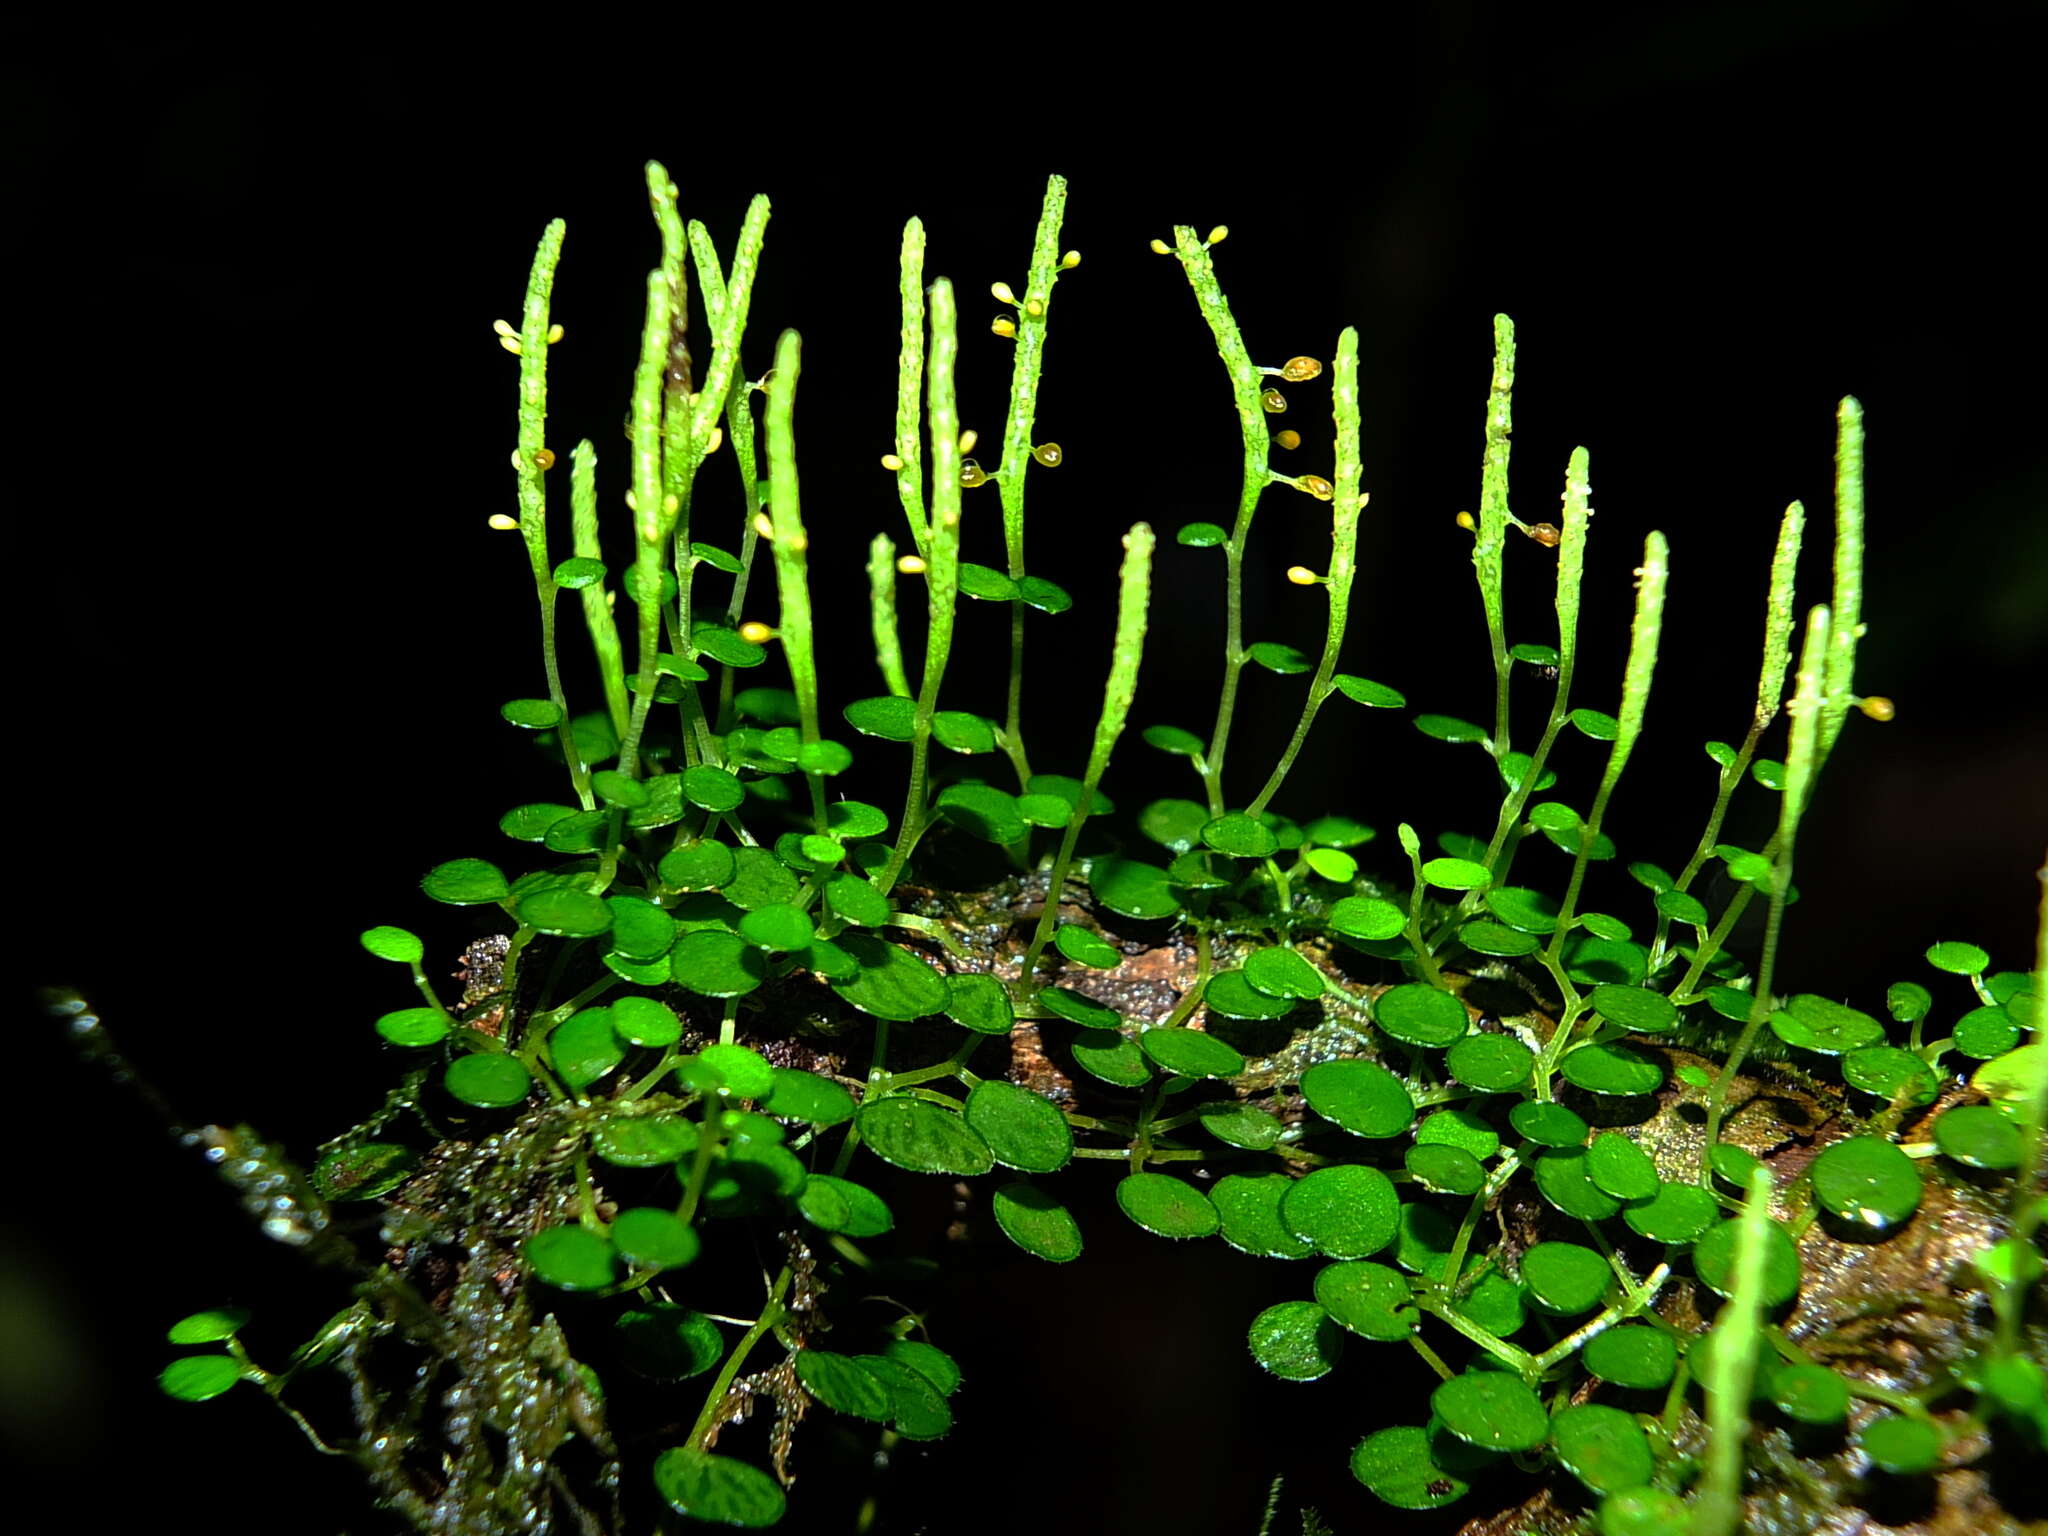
[{"left": 12, "top": 7, "right": 2045, "bottom": 1532}]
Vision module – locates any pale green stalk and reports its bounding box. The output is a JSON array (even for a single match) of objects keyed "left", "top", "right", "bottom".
[
  {"left": 1247, "top": 327, "right": 1364, "bottom": 817},
  {"left": 616, "top": 267, "right": 673, "bottom": 779},
  {"left": 569, "top": 439, "right": 628, "bottom": 742},
  {"left": 1169, "top": 225, "right": 1274, "bottom": 815},
  {"left": 1695, "top": 1163, "right": 1776, "bottom": 1536},
  {"left": 1542, "top": 532, "right": 1669, "bottom": 973},
  {"left": 867, "top": 534, "right": 912, "bottom": 697},
  {"left": 1471, "top": 314, "right": 1517, "bottom": 760},
  {"left": 889, "top": 217, "right": 929, "bottom": 559},
  {"left": 1701, "top": 604, "right": 1831, "bottom": 1178},
  {"left": 1817, "top": 397, "right": 1865, "bottom": 762},
  {"left": 993, "top": 175, "right": 1070, "bottom": 789},
  {"left": 762, "top": 328, "right": 828, "bottom": 831},
  {"left": 1024, "top": 525, "right": 1155, "bottom": 978},
  {"left": 876, "top": 278, "right": 964, "bottom": 898}
]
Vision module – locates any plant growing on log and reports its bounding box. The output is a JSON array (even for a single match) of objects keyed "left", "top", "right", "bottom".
[{"left": 65, "top": 164, "right": 2043, "bottom": 1533}]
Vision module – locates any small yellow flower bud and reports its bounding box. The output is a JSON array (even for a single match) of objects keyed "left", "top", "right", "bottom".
[
  {"left": 1149, "top": 238, "right": 1172, "bottom": 255},
  {"left": 546, "top": 323, "right": 564, "bottom": 344},
  {"left": 1260, "top": 389, "right": 1287, "bottom": 414},
  {"left": 492, "top": 319, "right": 517, "bottom": 337},
  {"left": 1858, "top": 695, "right": 1896, "bottom": 722},
  {"left": 663, "top": 494, "right": 680, "bottom": 516},
  {"left": 1287, "top": 566, "right": 1320, "bottom": 585},
  {"left": 881, "top": 453, "right": 905, "bottom": 471},
  {"left": 991, "top": 281, "right": 1017, "bottom": 305},
  {"left": 498, "top": 335, "right": 523, "bottom": 355},
  {"left": 534, "top": 448, "right": 556, "bottom": 471},
  {"left": 958, "top": 428, "right": 978, "bottom": 455},
  {"left": 960, "top": 460, "right": 988, "bottom": 488},
  {"left": 738, "top": 621, "right": 774, "bottom": 644},
  {"left": 991, "top": 315, "right": 1017, "bottom": 338},
  {"left": 1061, "top": 250, "right": 1081, "bottom": 269},
  {"left": 897, "top": 554, "right": 927, "bottom": 575},
  {"left": 754, "top": 512, "right": 774, "bottom": 537},
  {"left": 1206, "top": 225, "right": 1229, "bottom": 245},
  {"left": 1032, "top": 443, "right": 1063, "bottom": 468},
  {"left": 704, "top": 428, "right": 723, "bottom": 456},
  {"left": 1281, "top": 356, "right": 1323, "bottom": 382},
  {"left": 509, "top": 450, "right": 525, "bottom": 470},
  {"left": 1298, "top": 475, "right": 1334, "bottom": 501},
  {"left": 1025, "top": 298, "right": 1043, "bottom": 317},
  {"left": 1273, "top": 430, "right": 1301, "bottom": 451},
  {"left": 624, "top": 489, "right": 638, "bottom": 510},
  {"left": 487, "top": 513, "right": 519, "bottom": 531},
  {"left": 1456, "top": 511, "right": 1476, "bottom": 530}
]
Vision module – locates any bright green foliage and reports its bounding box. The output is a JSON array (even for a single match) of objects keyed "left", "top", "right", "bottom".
[{"left": 134, "top": 171, "right": 2045, "bottom": 1536}]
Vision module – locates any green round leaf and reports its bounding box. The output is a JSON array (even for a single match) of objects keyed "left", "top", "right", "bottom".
[
  {"left": 1415, "top": 1108, "right": 1500, "bottom": 1160},
  {"left": 1088, "top": 855, "right": 1181, "bottom": 919},
  {"left": 1415, "top": 713, "right": 1488, "bottom": 744},
  {"left": 1933, "top": 1103, "right": 2021, "bottom": 1170},
  {"left": 524, "top": 1224, "right": 619, "bottom": 1291},
  {"left": 1560, "top": 1042, "right": 1663, "bottom": 1097},
  {"left": 515, "top": 886, "right": 614, "bottom": 938},
  {"left": 1202, "top": 812, "right": 1280, "bottom": 859},
  {"left": 1202, "top": 970, "right": 1299, "bottom": 1020},
  {"left": 1692, "top": 1216, "right": 1802, "bottom": 1306},
  {"left": 1592, "top": 984, "right": 1679, "bottom": 1035},
  {"left": 1038, "top": 985, "right": 1122, "bottom": 1030},
  {"left": 1142, "top": 723, "right": 1206, "bottom": 755},
  {"left": 652, "top": 1449, "right": 786, "bottom": 1527},
  {"left": 964, "top": 1080, "right": 1073, "bottom": 1173},
  {"left": 1210, "top": 1172, "right": 1316, "bottom": 1259},
  {"left": 1521, "top": 1241, "right": 1611, "bottom": 1313},
  {"left": 943, "top": 971, "right": 1014, "bottom": 1035},
  {"left": 1071, "top": 1027, "right": 1152, "bottom": 1086},
  {"left": 501, "top": 697, "right": 565, "bottom": 729},
  {"left": 1247, "top": 640, "right": 1312, "bottom": 674},
  {"left": 1421, "top": 856, "right": 1492, "bottom": 891},
  {"left": 1279, "top": 1164, "right": 1399, "bottom": 1258},
  {"left": 1621, "top": 1179, "right": 1720, "bottom": 1244},
  {"left": 935, "top": 782, "right": 1026, "bottom": 844},
  {"left": 762, "top": 1068, "right": 857, "bottom": 1128},
  {"left": 1533, "top": 1148, "right": 1623, "bottom": 1220},
  {"left": 1458, "top": 920, "right": 1540, "bottom": 958},
  {"left": 659, "top": 840, "right": 736, "bottom": 891},
  {"left": 499, "top": 802, "right": 576, "bottom": 842},
  {"left": 1859, "top": 1412, "right": 1943, "bottom": 1475},
  {"left": 1391, "top": 1202, "right": 1459, "bottom": 1279},
  {"left": 1016, "top": 574, "right": 1072, "bottom": 613},
  {"left": 550, "top": 1007, "right": 625, "bottom": 1092},
  {"left": 1771, "top": 1363, "right": 1850, "bottom": 1424},
  {"left": 1484, "top": 886, "right": 1561, "bottom": 934},
  {"left": 445, "top": 1052, "right": 532, "bottom": 1109},
  {"left": 1139, "top": 1026, "right": 1246, "bottom": 1080},
  {"left": 990, "top": 1180, "right": 1083, "bottom": 1261},
  {"left": 1300, "top": 1059, "right": 1415, "bottom": 1138},
  {"left": 1176, "top": 520, "right": 1227, "bottom": 546},
  {"left": 1598, "top": 1487, "right": 1690, "bottom": 1536},
  {"left": 606, "top": 897, "right": 677, "bottom": 962},
  {"left": 737, "top": 902, "right": 814, "bottom": 952},
  {"left": 844, "top": 695, "right": 918, "bottom": 741},
  {"left": 1925, "top": 939, "right": 1990, "bottom": 975},
  {"left": 1886, "top": 981, "right": 1934, "bottom": 1023},
  {"left": 1314, "top": 1260, "right": 1415, "bottom": 1341},
  {"left": 1843, "top": 1045, "right": 1941, "bottom": 1108},
  {"left": 610, "top": 995, "right": 681, "bottom": 1048},
  {"left": 1248, "top": 1300, "right": 1344, "bottom": 1381},
  {"left": 159, "top": 1355, "right": 243, "bottom": 1401},
  {"left": 1327, "top": 894, "right": 1406, "bottom": 942},
  {"left": 1810, "top": 1135, "right": 1922, "bottom": 1229},
  {"left": 1374, "top": 983, "right": 1471, "bottom": 1048},
  {"left": 957, "top": 560, "right": 1018, "bottom": 600},
  {"left": 797, "top": 1175, "right": 893, "bottom": 1238},
  {"left": 697, "top": 1042, "right": 774, "bottom": 1099},
  {"left": 1570, "top": 707, "right": 1621, "bottom": 741},
  {"left": 1953, "top": 1004, "right": 2022, "bottom": 1059},
  {"left": 859, "top": 1097, "right": 994, "bottom": 1176},
  {"left": 1552, "top": 1404, "right": 1654, "bottom": 1494},
  {"left": 422, "top": 858, "right": 510, "bottom": 905},
  {"left": 1350, "top": 1425, "right": 1470, "bottom": 1510},
  {"left": 360, "top": 925, "right": 423, "bottom": 963},
  {"left": 1405, "top": 1143, "right": 1488, "bottom": 1197},
  {"left": 1582, "top": 1324, "right": 1678, "bottom": 1389},
  {"left": 862, "top": 1355, "right": 953, "bottom": 1439},
  {"left": 376, "top": 1006, "right": 450, "bottom": 1048},
  {"left": 932, "top": 711, "right": 998, "bottom": 755},
  {"left": 692, "top": 623, "right": 766, "bottom": 669},
  {"left": 1243, "top": 945, "right": 1325, "bottom": 1000},
  {"left": 1433, "top": 1370, "right": 1550, "bottom": 1452},
  {"left": 832, "top": 933, "right": 948, "bottom": 1021},
  {"left": 611, "top": 1207, "right": 700, "bottom": 1272},
  {"left": 1770, "top": 994, "right": 1886, "bottom": 1056},
  {"left": 594, "top": 1114, "right": 696, "bottom": 1167},
  {"left": 167, "top": 1307, "right": 252, "bottom": 1345},
  {"left": 1054, "top": 924, "right": 1121, "bottom": 968},
  {"left": 1509, "top": 1100, "right": 1588, "bottom": 1148},
  {"left": 1116, "top": 1171, "right": 1221, "bottom": 1239},
  {"left": 670, "top": 931, "right": 768, "bottom": 999},
  {"left": 681, "top": 764, "right": 745, "bottom": 813},
  {"left": 1446, "top": 1032, "right": 1534, "bottom": 1092},
  {"left": 1197, "top": 1102, "right": 1283, "bottom": 1151},
  {"left": 1332, "top": 673, "right": 1406, "bottom": 708},
  {"left": 1586, "top": 1132, "right": 1660, "bottom": 1201}
]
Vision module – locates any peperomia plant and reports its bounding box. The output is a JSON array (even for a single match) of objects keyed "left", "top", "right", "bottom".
[{"left": 69, "top": 165, "right": 2042, "bottom": 1533}]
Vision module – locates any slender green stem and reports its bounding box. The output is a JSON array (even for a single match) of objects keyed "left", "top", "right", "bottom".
[
  {"left": 1023, "top": 524, "right": 1155, "bottom": 978},
  {"left": 1248, "top": 327, "right": 1364, "bottom": 817},
  {"left": 889, "top": 217, "right": 929, "bottom": 559},
  {"left": 568, "top": 439, "right": 629, "bottom": 744},
  {"left": 1695, "top": 1164, "right": 1776, "bottom": 1536},
  {"left": 762, "top": 328, "right": 828, "bottom": 831},
  {"left": 686, "top": 1264, "right": 793, "bottom": 1451},
  {"left": 1470, "top": 314, "right": 1518, "bottom": 763},
  {"left": 866, "top": 534, "right": 912, "bottom": 697}
]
